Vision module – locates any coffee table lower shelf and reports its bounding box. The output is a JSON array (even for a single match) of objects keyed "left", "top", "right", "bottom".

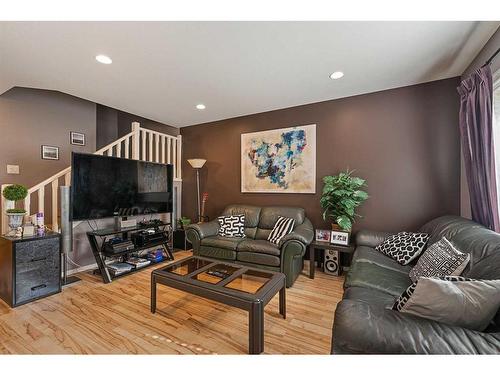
[{"left": 150, "top": 256, "right": 286, "bottom": 354}]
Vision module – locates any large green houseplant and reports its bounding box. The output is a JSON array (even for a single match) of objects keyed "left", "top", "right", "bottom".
[
  {"left": 2, "top": 184, "right": 28, "bottom": 231},
  {"left": 320, "top": 170, "right": 368, "bottom": 232}
]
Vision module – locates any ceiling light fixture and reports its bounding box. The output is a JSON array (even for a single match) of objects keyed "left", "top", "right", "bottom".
[
  {"left": 196, "top": 104, "right": 206, "bottom": 110},
  {"left": 95, "top": 55, "right": 112, "bottom": 64},
  {"left": 329, "top": 71, "right": 344, "bottom": 80}
]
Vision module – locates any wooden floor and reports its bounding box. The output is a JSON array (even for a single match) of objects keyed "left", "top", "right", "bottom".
[{"left": 0, "top": 251, "right": 345, "bottom": 354}]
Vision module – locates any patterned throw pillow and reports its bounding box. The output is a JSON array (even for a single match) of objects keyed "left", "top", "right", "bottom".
[
  {"left": 392, "top": 276, "right": 500, "bottom": 331},
  {"left": 268, "top": 216, "right": 295, "bottom": 244},
  {"left": 375, "top": 232, "right": 429, "bottom": 265},
  {"left": 393, "top": 275, "right": 472, "bottom": 311},
  {"left": 217, "top": 214, "right": 245, "bottom": 237},
  {"left": 409, "top": 237, "right": 470, "bottom": 282}
]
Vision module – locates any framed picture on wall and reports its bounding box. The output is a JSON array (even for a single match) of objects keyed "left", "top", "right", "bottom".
[
  {"left": 41, "top": 145, "right": 59, "bottom": 160},
  {"left": 330, "top": 230, "right": 350, "bottom": 246},
  {"left": 241, "top": 124, "right": 316, "bottom": 193},
  {"left": 70, "top": 131, "right": 86, "bottom": 146}
]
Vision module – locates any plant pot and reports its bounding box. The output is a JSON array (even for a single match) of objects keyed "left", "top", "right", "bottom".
[
  {"left": 331, "top": 223, "right": 352, "bottom": 233},
  {"left": 331, "top": 223, "right": 342, "bottom": 231},
  {"left": 6, "top": 212, "right": 24, "bottom": 231}
]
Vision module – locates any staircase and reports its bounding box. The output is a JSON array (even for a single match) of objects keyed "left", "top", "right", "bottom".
[{"left": 1, "top": 122, "right": 182, "bottom": 234}]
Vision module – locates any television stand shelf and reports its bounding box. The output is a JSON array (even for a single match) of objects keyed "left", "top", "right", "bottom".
[{"left": 86, "top": 222, "right": 174, "bottom": 283}]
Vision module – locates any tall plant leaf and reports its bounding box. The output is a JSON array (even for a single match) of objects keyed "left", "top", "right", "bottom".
[{"left": 320, "top": 170, "right": 369, "bottom": 231}]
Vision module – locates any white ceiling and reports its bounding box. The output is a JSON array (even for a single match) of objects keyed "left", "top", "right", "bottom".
[{"left": 0, "top": 21, "right": 498, "bottom": 127}]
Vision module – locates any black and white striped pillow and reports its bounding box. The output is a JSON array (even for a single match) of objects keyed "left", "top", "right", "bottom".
[{"left": 267, "top": 216, "right": 295, "bottom": 244}]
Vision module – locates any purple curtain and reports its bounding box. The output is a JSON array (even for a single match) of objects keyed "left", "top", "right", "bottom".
[{"left": 458, "top": 65, "right": 500, "bottom": 232}]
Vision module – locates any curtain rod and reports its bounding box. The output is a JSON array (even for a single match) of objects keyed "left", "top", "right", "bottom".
[{"left": 482, "top": 47, "right": 500, "bottom": 67}]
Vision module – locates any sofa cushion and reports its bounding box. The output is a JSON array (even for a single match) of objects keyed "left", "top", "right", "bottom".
[
  {"left": 351, "top": 246, "right": 412, "bottom": 274},
  {"left": 258, "top": 206, "right": 305, "bottom": 229},
  {"left": 344, "top": 259, "right": 413, "bottom": 297},
  {"left": 343, "top": 287, "right": 396, "bottom": 309},
  {"left": 237, "top": 239, "right": 281, "bottom": 256},
  {"left": 201, "top": 236, "right": 245, "bottom": 250},
  {"left": 237, "top": 252, "right": 280, "bottom": 267},
  {"left": 466, "top": 248, "right": 500, "bottom": 280},
  {"left": 355, "top": 229, "right": 393, "bottom": 248},
  {"left": 419, "top": 215, "right": 500, "bottom": 278},
  {"left": 221, "top": 204, "right": 261, "bottom": 239},
  {"left": 332, "top": 298, "right": 500, "bottom": 354},
  {"left": 198, "top": 247, "right": 236, "bottom": 261},
  {"left": 255, "top": 228, "right": 273, "bottom": 240}
]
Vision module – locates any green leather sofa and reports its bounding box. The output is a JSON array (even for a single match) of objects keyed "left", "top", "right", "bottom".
[
  {"left": 185, "top": 204, "right": 314, "bottom": 287},
  {"left": 331, "top": 216, "right": 500, "bottom": 354}
]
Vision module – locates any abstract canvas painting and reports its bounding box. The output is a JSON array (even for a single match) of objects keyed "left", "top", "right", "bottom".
[{"left": 241, "top": 124, "right": 316, "bottom": 193}]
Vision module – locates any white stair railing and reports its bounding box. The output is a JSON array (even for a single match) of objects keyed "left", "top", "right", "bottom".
[{"left": 1, "top": 122, "right": 182, "bottom": 234}]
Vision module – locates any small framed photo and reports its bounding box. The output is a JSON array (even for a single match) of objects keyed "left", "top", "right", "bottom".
[
  {"left": 41, "top": 145, "right": 59, "bottom": 160},
  {"left": 70, "top": 131, "right": 86, "bottom": 146},
  {"left": 315, "top": 229, "right": 331, "bottom": 242},
  {"left": 330, "top": 230, "right": 350, "bottom": 246}
]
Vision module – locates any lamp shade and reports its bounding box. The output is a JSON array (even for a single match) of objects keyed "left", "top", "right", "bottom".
[{"left": 187, "top": 158, "right": 207, "bottom": 169}]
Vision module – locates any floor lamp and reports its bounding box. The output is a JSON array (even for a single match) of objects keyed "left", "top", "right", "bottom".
[{"left": 187, "top": 158, "right": 207, "bottom": 222}]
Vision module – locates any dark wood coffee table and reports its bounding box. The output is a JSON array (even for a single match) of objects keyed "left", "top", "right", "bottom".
[{"left": 151, "top": 256, "right": 286, "bottom": 354}]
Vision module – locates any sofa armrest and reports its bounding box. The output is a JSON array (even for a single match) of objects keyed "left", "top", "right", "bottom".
[
  {"left": 278, "top": 218, "right": 314, "bottom": 248},
  {"left": 355, "top": 229, "right": 393, "bottom": 248},
  {"left": 332, "top": 299, "right": 500, "bottom": 354},
  {"left": 185, "top": 221, "right": 219, "bottom": 241}
]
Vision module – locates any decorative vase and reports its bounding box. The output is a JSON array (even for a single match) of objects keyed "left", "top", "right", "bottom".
[{"left": 7, "top": 212, "right": 24, "bottom": 231}]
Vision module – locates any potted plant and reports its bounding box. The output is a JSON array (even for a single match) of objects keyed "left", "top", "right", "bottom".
[
  {"left": 320, "top": 170, "right": 368, "bottom": 232},
  {"left": 178, "top": 216, "right": 192, "bottom": 229},
  {"left": 2, "top": 184, "right": 28, "bottom": 232}
]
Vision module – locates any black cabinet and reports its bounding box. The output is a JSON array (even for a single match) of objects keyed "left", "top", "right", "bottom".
[{"left": 0, "top": 232, "right": 61, "bottom": 307}]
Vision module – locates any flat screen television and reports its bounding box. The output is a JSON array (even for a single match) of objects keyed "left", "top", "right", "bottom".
[{"left": 71, "top": 152, "right": 173, "bottom": 220}]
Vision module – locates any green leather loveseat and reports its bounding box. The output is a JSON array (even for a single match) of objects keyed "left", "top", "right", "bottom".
[{"left": 185, "top": 204, "right": 314, "bottom": 287}]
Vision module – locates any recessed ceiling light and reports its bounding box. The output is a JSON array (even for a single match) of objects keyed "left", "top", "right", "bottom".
[
  {"left": 329, "top": 71, "right": 344, "bottom": 80},
  {"left": 196, "top": 104, "right": 206, "bottom": 110},
  {"left": 95, "top": 55, "right": 112, "bottom": 64}
]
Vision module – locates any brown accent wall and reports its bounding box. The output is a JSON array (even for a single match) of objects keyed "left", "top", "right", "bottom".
[
  {"left": 0, "top": 87, "right": 96, "bottom": 228},
  {"left": 181, "top": 78, "right": 461, "bottom": 233},
  {"left": 0, "top": 87, "right": 97, "bottom": 189}
]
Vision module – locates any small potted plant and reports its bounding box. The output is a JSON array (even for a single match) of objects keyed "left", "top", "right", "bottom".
[
  {"left": 2, "top": 184, "right": 28, "bottom": 232},
  {"left": 320, "top": 170, "right": 368, "bottom": 232},
  {"left": 178, "top": 216, "right": 192, "bottom": 229}
]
